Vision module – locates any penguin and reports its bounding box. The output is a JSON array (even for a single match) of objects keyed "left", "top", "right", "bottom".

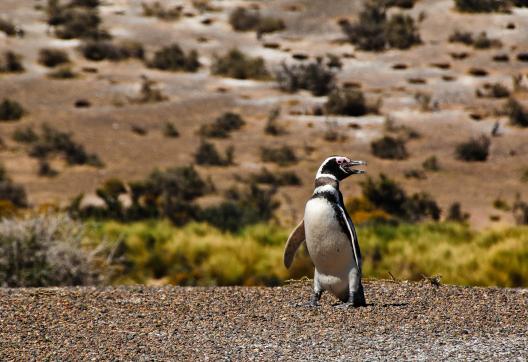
[{"left": 284, "top": 156, "right": 367, "bottom": 307}]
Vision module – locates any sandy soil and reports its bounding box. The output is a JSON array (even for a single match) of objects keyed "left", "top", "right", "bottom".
[{"left": 1, "top": 280, "right": 527, "bottom": 360}]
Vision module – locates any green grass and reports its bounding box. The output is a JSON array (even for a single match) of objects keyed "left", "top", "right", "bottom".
[{"left": 86, "top": 220, "right": 528, "bottom": 288}]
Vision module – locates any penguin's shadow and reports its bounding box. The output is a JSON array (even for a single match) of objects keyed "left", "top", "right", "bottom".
[{"left": 330, "top": 302, "right": 409, "bottom": 308}]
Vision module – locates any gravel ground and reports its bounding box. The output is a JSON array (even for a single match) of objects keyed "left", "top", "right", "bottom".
[{"left": 1, "top": 280, "right": 527, "bottom": 361}]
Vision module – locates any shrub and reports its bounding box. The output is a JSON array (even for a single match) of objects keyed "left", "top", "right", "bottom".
[
  {"left": 0, "top": 51, "right": 24, "bottom": 73},
  {"left": 38, "top": 159, "right": 58, "bottom": 177},
  {"left": 256, "top": 16, "right": 285, "bottom": 35},
  {"left": 80, "top": 40, "right": 144, "bottom": 61},
  {"left": 325, "top": 88, "right": 368, "bottom": 116},
  {"left": 0, "top": 98, "right": 25, "bottom": 122},
  {"left": 195, "top": 141, "right": 234, "bottom": 166},
  {"left": 448, "top": 30, "right": 474, "bottom": 45},
  {"left": 53, "top": 6, "right": 110, "bottom": 40},
  {"left": 422, "top": 155, "right": 440, "bottom": 171},
  {"left": 371, "top": 135, "right": 408, "bottom": 160},
  {"left": 199, "top": 112, "right": 245, "bottom": 138},
  {"left": 476, "top": 82, "right": 510, "bottom": 98},
  {"left": 0, "top": 215, "right": 105, "bottom": 287},
  {"left": 163, "top": 122, "right": 179, "bottom": 138},
  {"left": 261, "top": 145, "right": 298, "bottom": 166},
  {"left": 229, "top": 7, "right": 285, "bottom": 34},
  {"left": 505, "top": 98, "right": 528, "bottom": 127},
  {"left": 275, "top": 57, "right": 336, "bottom": 96},
  {"left": 12, "top": 126, "right": 38, "bottom": 144},
  {"left": 385, "top": 0, "right": 416, "bottom": 8},
  {"left": 38, "top": 48, "right": 70, "bottom": 67},
  {"left": 0, "top": 18, "right": 17, "bottom": 36},
  {"left": 48, "top": 66, "right": 77, "bottom": 79},
  {"left": 264, "top": 108, "right": 286, "bottom": 136},
  {"left": 454, "top": 0, "right": 508, "bottom": 12},
  {"left": 250, "top": 168, "right": 302, "bottom": 186},
  {"left": 446, "top": 202, "right": 470, "bottom": 222},
  {"left": 473, "top": 32, "right": 502, "bottom": 49},
  {"left": 455, "top": 135, "right": 490, "bottom": 161},
  {"left": 360, "top": 174, "right": 440, "bottom": 221},
  {"left": 132, "top": 76, "right": 167, "bottom": 103},
  {"left": 211, "top": 49, "right": 269, "bottom": 80},
  {"left": 385, "top": 14, "right": 421, "bottom": 49},
  {"left": 28, "top": 124, "right": 103, "bottom": 167},
  {"left": 339, "top": 0, "right": 421, "bottom": 51},
  {"left": 0, "top": 165, "right": 27, "bottom": 208},
  {"left": 147, "top": 44, "right": 200, "bottom": 72},
  {"left": 141, "top": 2, "right": 182, "bottom": 21}
]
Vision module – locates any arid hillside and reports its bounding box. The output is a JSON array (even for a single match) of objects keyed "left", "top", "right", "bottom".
[{"left": 1, "top": 0, "right": 528, "bottom": 228}]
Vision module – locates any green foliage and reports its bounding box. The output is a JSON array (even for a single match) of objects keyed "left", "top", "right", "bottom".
[
  {"left": 361, "top": 174, "right": 440, "bottom": 222},
  {"left": 275, "top": 57, "right": 336, "bottom": 96},
  {"left": 455, "top": 135, "right": 490, "bottom": 162},
  {"left": 371, "top": 135, "right": 408, "bottom": 160},
  {"left": 147, "top": 44, "right": 200, "bottom": 72},
  {"left": 454, "top": 0, "right": 508, "bottom": 12},
  {"left": 199, "top": 112, "right": 246, "bottom": 138},
  {"left": 80, "top": 40, "right": 144, "bottom": 61},
  {"left": 0, "top": 215, "right": 105, "bottom": 287},
  {"left": 0, "top": 98, "right": 25, "bottom": 122},
  {"left": 38, "top": 48, "right": 70, "bottom": 67},
  {"left": 339, "top": 0, "right": 421, "bottom": 51},
  {"left": 0, "top": 164, "right": 27, "bottom": 208},
  {"left": 260, "top": 145, "right": 298, "bottom": 166},
  {"left": 212, "top": 49, "right": 269, "bottom": 80},
  {"left": 141, "top": 2, "right": 182, "bottom": 21},
  {"left": 0, "top": 51, "right": 24, "bottom": 73},
  {"left": 505, "top": 98, "right": 528, "bottom": 127},
  {"left": 195, "top": 141, "right": 234, "bottom": 166},
  {"left": 325, "top": 88, "right": 369, "bottom": 116}
]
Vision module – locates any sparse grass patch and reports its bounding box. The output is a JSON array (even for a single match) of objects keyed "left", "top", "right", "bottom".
[
  {"left": 211, "top": 49, "right": 269, "bottom": 80},
  {"left": 371, "top": 135, "right": 409, "bottom": 160},
  {"left": 162, "top": 122, "right": 179, "bottom": 138},
  {"left": 48, "top": 66, "right": 77, "bottom": 79},
  {"left": 261, "top": 145, "right": 298, "bottom": 166},
  {"left": 0, "top": 164, "right": 27, "bottom": 208},
  {"left": 141, "top": 2, "right": 182, "bottom": 21},
  {"left": 476, "top": 83, "right": 510, "bottom": 98},
  {"left": 505, "top": 98, "right": 528, "bottom": 127},
  {"left": 199, "top": 112, "right": 246, "bottom": 138},
  {"left": 0, "top": 99, "right": 25, "bottom": 122},
  {"left": 455, "top": 135, "right": 490, "bottom": 162},
  {"left": 0, "top": 51, "right": 24, "bottom": 73},
  {"left": 195, "top": 140, "right": 234, "bottom": 166},
  {"left": 325, "top": 88, "right": 370, "bottom": 116},
  {"left": 12, "top": 126, "right": 38, "bottom": 144},
  {"left": 130, "top": 76, "right": 167, "bottom": 104},
  {"left": 147, "top": 44, "right": 200, "bottom": 72},
  {"left": 422, "top": 155, "right": 440, "bottom": 171},
  {"left": 80, "top": 40, "right": 144, "bottom": 61},
  {"left": 249, "top": 168, "right": 302, "bottom": 187},
  {"left": 229, "top": 7, "right": 285, "bottom": 35}
]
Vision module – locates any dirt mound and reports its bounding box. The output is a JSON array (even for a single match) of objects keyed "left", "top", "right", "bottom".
[{"left": 1, "top": 280, "right": 526, "bottom": 360}]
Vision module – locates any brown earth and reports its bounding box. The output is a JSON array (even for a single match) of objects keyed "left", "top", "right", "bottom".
[
  {"left": 0, "top": 280, "right": 527, "bottom": 360},
  {"left": 1, "top": 0, "right": 528, "bottom": 228}
]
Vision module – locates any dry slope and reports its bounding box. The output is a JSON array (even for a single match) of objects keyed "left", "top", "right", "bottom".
[{"left": 1, "top": 280, "right": 527, "bottom": 360}]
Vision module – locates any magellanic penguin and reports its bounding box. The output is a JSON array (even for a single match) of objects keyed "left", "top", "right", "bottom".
[{"left": 284, "top": 156, "right": 367, "bottom": 307}]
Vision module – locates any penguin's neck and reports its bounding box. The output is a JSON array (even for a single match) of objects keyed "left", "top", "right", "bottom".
[{"left": 314, "top": 177, "right": 339, "bottom": 192}]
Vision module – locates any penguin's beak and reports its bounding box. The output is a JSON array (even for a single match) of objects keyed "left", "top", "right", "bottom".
[{"left": 345, "top": 160, "right": 367, "bottom": 174}]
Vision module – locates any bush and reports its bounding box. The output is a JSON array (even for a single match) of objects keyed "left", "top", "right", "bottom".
[
  {"left": 360, "top": 174, "right": 440, "bottom": 222},
  {"left": 473, "top": 32, "right": 502, "bottom": 49},
  {"left": 131, "top": 76, "right": 167, "bottom": 104},
  {"left": 0, "top": 165, "right": 27, "bottom": 208},
  {"left": 385, "top": 14, "right": 421, "bottom": 49},
  {"left": 448, "top": 30, "right": 474, "bottom": 45},
  {"left": 38, "top": 48, "right": 70, "bottom": 67},
  {"left": 0, "top": 51, "right": 24, "bottom": 73},
  {"left": 505, "top": 98, "right": 528, "bottom": 127},
  {"left": 260, "top": 145, "right": 298, "bottom": 166},
  {"left": 229, "top": 7, "right": 285, "bottom": 35},
  {"left": 446, "top": 202, "right": 470, "bottom": 222},
  {"left": 163, "top": 122, "right": 179, "bottom": 138},
  {"left": 476, "top": 83, "right": 510, "bottom": 98},
  {"left": 80, "top": 40, "right": 144, "bottom": 61},
  {"left": 211, "top": 49, "right": 269, "bottom": 80},
  {"left": 422, "top": 155, "right": 440, "bottom": 171},
  {"left": 275, "top": 57, "right": 336, "bottom": 96},
  {"left": 385, "top": 0, "right": 416, "bottom": 8},
  {"left": 38, "top": 159, "right": 58, "bottom": 177},
  {"left": 339, "top": 0, "right": 421, "bottom": 51},
  {"left": 0, "top": 98, "right": 25, "bottom": 122},
  {"left": 325, "top": 88, "right": 368, "bottom": 116},
  {"left": 0, "top": 215, "right": 105, "bottom": 287},
  {"left": 147, "top": 44, "right": 200, "bottom": 72},
  {"left": 455, "top": 135, "right": 490, "bottom": 162},
  {"left": 250, "top": 168, "right": 302, "bottom": 186},
  {"left": 141, "top": 2, "right": 182, "bottom": 21},
  {"left": 371, "top": 135, "right": 408, "bottom": 160},
  {"left": 53, "top": 6, "right": 110, "bottom": 40},
  {"left": 195, "top": 141, "right": 234, "bottom": 166},
  {"left": 454, "top": 0, "right": 508, "bottom": 12},
  {"left": 28, "top": 124, "right": 103, "bottom": 167},
  {"left": 12, "top": 126, "right": 38, "bottom": 144},
  {"left": 264, "top": 108, "right": 286, "bottom": 136},
  {"left": 199, "top": 112, "right": 245, "bottom": 138},
  {"left": 0, "top": 18, "right": 17, "bottom": 36}
]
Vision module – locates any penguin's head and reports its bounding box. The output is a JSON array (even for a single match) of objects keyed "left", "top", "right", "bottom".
[{"left": 316, "top": 156, "right": 367, "bottom": 181}]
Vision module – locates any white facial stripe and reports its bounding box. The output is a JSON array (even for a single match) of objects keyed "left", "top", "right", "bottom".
[{"left": 314, "top": 184, "right": 338, "bottom": 195}]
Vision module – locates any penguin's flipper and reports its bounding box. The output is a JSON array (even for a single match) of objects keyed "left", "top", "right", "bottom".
[{"left": 283, "top": 220, "right": 305, "bottom": 268}]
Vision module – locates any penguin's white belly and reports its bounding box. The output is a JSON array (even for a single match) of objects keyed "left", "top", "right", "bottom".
[{"left": 304, "top": 198, "right": 355, "bottom": 296}]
